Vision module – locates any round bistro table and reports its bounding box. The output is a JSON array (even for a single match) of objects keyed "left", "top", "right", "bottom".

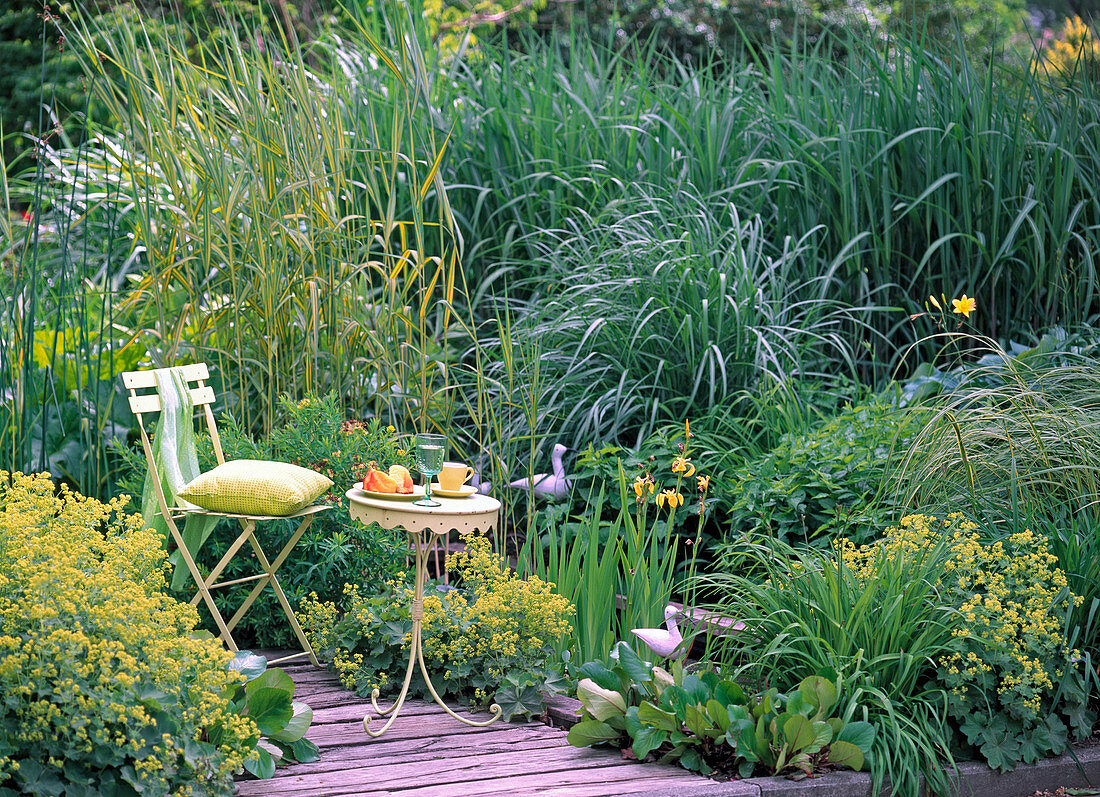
[{"left": 344, "top": 486, "right": 504, "bottom": 737}]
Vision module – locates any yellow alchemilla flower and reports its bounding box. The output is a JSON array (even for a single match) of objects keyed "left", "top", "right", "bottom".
[
  {"left": 671, "top": 457, "right": 695, "bottom": 477},
  {"left": 655, "top": 490, "right": 683, "bottom": 510},
  {"left": 952, "top": 295, "right": 976, "bottom": 318}
]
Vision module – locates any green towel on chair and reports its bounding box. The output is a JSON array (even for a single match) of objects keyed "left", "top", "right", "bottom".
[{"left": 140, "top": 367, "right": 219, "bottom": 591}]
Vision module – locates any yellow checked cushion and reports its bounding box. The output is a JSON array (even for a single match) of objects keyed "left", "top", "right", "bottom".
[{"left": 177, "top": 460, "right": 333, "bottom": 516}]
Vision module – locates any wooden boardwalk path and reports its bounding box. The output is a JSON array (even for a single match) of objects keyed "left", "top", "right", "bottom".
[{"left": 236, "top": 657, "right": 742, "bottom": 797}]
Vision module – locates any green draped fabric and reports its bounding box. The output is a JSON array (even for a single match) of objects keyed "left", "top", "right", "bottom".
[{"left": 140, "top": 367, "right": 219, "bottom": 591}]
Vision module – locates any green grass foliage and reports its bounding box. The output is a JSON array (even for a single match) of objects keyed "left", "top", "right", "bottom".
[{"left": 0, "top": 472, "right": 259, "bottom": 795}]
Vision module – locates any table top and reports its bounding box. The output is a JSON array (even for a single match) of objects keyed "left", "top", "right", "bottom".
[{"left": 345, "top": 486, "right": 501, "bottom": 535}]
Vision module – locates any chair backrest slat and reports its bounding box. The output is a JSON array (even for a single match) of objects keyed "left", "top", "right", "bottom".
[
  {"left": 127, "top": 385, "right": 216, "bottom": 415},
  {"left": 121, "top": 363, "right": 226, "bottom": 466},
  {"left": 121, "top": 362, "right": 210, "bottom": 390}
]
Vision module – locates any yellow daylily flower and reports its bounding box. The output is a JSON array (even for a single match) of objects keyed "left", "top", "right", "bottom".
[
  {"left": 671, "top": 457, "right": 696, "bottom": 477},
  {"left": 952, "top": 295, "right": 976, "bottom": 318},
  {"left": 655, "top": 490, "right": 684, "bottom": 510}
]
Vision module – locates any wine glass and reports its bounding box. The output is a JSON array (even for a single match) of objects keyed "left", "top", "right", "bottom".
[{"left": 413, "top": 433, "right": 447, "bottom": 507}]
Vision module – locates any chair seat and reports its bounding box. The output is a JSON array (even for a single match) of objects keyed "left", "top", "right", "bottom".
[{"left": 171, "top": 503, "right": 332, "bottom": 522}]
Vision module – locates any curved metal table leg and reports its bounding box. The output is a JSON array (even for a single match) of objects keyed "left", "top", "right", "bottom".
[{"left": 363, "top": 528, "right": 502, "bottom": 737}]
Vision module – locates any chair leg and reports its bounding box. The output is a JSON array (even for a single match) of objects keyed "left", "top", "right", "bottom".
[
  {"left": 168, "top": 523, "right": 241, "bottom": 654},
  {"left": 190, "top": 522, "right": 255, "bottom": 608},
  {"left": 227, "top": 515, "right": 320, "bottom": 667}
]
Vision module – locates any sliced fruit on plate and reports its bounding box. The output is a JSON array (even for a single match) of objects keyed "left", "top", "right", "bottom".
[
  {"left": 362, "top": 463, "right": 398, "bottom": 493},
  {"left": 388, "top": 464, "right": 414, "bottom": 494}
]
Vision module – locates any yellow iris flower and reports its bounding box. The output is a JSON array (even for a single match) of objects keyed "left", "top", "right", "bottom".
[
  {"left": 655, "top": 490, "right": 684, "bottom": 510},
  {"left": 671, "top": 456, "right": 695, "bottom": 477}
]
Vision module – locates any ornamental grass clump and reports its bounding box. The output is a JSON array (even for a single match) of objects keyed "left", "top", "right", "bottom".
[
  {"left": 0, "top": 472, "right": 259, "bottom": 796},
  {"left": 838, "top": 514, "right": 1092, "bottom": 772}
]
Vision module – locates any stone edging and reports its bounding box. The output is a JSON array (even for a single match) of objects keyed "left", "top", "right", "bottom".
[{"left": 542, "top": 693, "right": 1100, "bottom": 796}]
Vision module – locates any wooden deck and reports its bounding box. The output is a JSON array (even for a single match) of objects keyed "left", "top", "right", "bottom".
[{"left": 237, "top": 657, "right": 740, "bottom": 797}]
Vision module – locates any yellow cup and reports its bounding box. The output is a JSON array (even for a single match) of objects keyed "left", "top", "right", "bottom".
[{"left": 438, "top": 462, "right": 475, "bottom": 492}]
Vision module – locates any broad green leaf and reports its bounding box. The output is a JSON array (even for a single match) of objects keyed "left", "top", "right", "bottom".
[
  {"left": 680, "top": 675, "right": 710, "bottom": 705},
  {"left": 828, "top": 740, "right": 865, "bottom": 771},
  {"left": 684, "top": 705, "right": 712, "bottom": 738},
  {"left": 783, "top": 715, "right": 816, "bottom": 753},
  {"left": 577, "top": 678, "right": 627, "bottom": 721},
  {"left": 837, "top": 720, "right": 876, "bottom": 752},
  {"left": 706, "top": 699, "right": 730, "bottom": 732},
  {"left": 630, "top": 725, "right": 669, "bottom": 760},
  {"left": 652, "top": 666, "right": 675, "bottom": 696},
  {"left": 798, "top": 675, "right": 836, "bottom": 716},
  {"left": 229, "top": 651, "right": 268, "bottom": 681},
  {"left": 244, "top": 746, "right": 275, "bottom": 779},
  {"left": 246, "top": 668, "right": 295, "bottom": 698},
  {"left": 679, "top": 747, "right": 712, "bottom": 774},
  {"left": 567, "top": 719, "right": 620, "bottom": 748},
  {"left": 271, "top": 701, "right": 313, "bottom": 743},
  {"left": 245, "top": 687, "right": 294, "bottom": 736},
  {"left": 272, "top": 737, "right": 320, "bottom": 764},
  {"left": 714, "top": 680, "right": 746, "bottom": 706},
  {"left": 637, "top": 702, "right": 680, "bottom": 732},
  {"left": 612, "top": 641, "right": 653, "bottom": 685},
  {"left": 578, "top": 661, "right": 619, "bottom": 692},
  {"left": 810, "top": 720, "right": 833, "bottom": 752}
]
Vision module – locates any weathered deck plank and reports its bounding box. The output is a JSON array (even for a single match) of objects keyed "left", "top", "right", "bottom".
[{"left": 237, "top": 658, "right": 737, "bottom": 796}]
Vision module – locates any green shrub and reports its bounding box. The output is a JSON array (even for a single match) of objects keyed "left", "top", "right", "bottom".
[
  {"left": 0, "top": 471, "right": 258, "bottom": 796},
  {"left": 301, "top": 535, "right": 574, "bottom": 721},
  {"left": 725, "top": 396, "right": 924, "bottom": 546},
  {"left": 897, "top": 345, "right": 1100, "bottom": 654},
  {"left": 703, "top": 527, "right": 960, "bottom": 794}
]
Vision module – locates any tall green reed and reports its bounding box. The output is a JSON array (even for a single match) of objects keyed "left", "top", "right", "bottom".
[
  {"left": 444, "top": 29, "right": 1100, "bottom": 382},
  {"left": 58, "top": 4, "right": 466, "bottom": 442},
  {"left": 472, "top": 186, "right": 869, "bottom": 454},
  {"left": 518, "top": 464, "right": 681, "bottom": 665}
]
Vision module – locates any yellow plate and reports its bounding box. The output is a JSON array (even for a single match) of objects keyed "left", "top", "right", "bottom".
[
  {"left": 430, "top": 484, "right": 477, "bottom": 499},
  {"left": 353, "top": 485, "right": 425, "bottom": 501}
]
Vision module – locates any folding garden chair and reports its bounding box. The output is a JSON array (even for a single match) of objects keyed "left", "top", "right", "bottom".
[{"left": 123, "top": 363, "right": 328, "bottom": 666}]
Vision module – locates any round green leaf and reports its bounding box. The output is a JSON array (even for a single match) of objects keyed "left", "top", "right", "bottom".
[
  {"left": 271, "top": 700, "right": 313, "bottom": 743},
  {"left": 245, "top": 686, "right": 294, "bottom": 736},
  {"left": 828, "top": 739, "right": 865, "bottom": 771},
  {"left": 229, "top": 651, "right": 268, "bottom": 681}
]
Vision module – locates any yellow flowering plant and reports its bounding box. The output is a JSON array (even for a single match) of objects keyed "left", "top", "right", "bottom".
[
  {"left": 1035, "top": 16, "right": 1100, "bottom": 83},
  {"left": 0, "top": 472, "right": 267, "bottom": 795},
  {"left": 301, "top": 535, "right": 574, "bottom": 721},
  {"left": 836, "top": 514, "right": 1091, "bottom": 772}
]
